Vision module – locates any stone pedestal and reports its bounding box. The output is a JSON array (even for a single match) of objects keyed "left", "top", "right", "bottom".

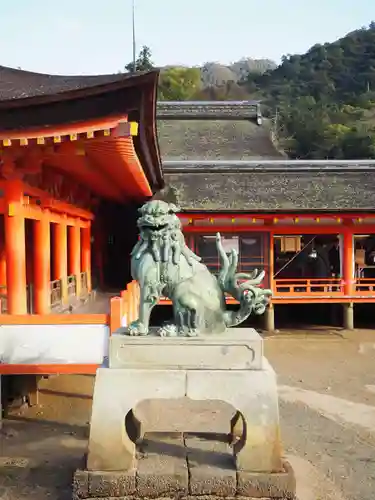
[
  {"left": 109, "top": 327, "right": 264, "bottom": 370},
  {"left": 76, "top": 328, "right": 295, "bottom": 499},
  {"left": 263, "top": 304, "right": 275, "bottom": 332},
  {"left": 343, "top": 302, "right": 354, "bottom": 330}
]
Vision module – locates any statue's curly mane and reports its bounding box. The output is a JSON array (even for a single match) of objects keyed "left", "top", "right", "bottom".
[{"left": 132, "top": 202, "right": 201, "bottom": 266}]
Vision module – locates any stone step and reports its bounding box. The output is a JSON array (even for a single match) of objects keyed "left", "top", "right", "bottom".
[{"left": 74, "top": 432, "right": 296, "bottom": 499}]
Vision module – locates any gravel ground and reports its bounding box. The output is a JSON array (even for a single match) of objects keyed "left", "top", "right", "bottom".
[
  {"left": 281, "top": 400, "right": 375, "bottom": 500},
  {"left": 269, "top": 328, "right": 375, "bottom": 499},
  {"left": 1, "top": 327, "right": 375, "bottom": 499}
]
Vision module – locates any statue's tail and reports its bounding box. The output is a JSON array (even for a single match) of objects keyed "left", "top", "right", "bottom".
[{"left": 216, "top": 232, "right": 272, "bottom": 327}]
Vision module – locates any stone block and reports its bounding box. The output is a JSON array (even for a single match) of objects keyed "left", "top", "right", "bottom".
[
  {"left": 135, "top": 398, "right": 235, "bottom": 435},
  {"left": 237, "top": 459, "right": 296, "bottom": 498},
  {"left": 136, "top": 432, "right": 188, "bottom": 497},
  {"left": 186, "top": 359, "right": 283, "bottom": 472},
  {"left": 86, "top": 360, "right": 282, "bottom": 473},
  {"left": 185, "top": 433, "right": 236, "bottom": 496},
  {"left": 86, "top": 331, "right": 283, "bottom": 482},
  {"left": 72, "top": 470, "right": 89, "bottom": 499},
  {"left": 88, "top": 470, "right": 135, "bottom": 497},
  {"left": 86, "top": 368, "right": 185, "bottom": 471},
  {"left": 109, "top": 327, "right": 263, "bottom": 370}
]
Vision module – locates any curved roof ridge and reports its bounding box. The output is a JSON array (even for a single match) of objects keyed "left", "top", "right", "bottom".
[
  {"left": 0, "top": 65, "right": 158, "bottom": 103},
  {"left": 0, "top": 64, "right": 138, "bottom": 78}
]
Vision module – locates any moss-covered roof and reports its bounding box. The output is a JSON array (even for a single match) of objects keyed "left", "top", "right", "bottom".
[
  {"left": 156, "top": 167, "right": 375, "bottom": 212},
  {"left": 157, "top": 119, "right": 283, "bottom": 160}
]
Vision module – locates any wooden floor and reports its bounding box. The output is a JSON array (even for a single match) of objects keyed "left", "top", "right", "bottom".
[{"left": 72, "top": 290, "right": 120, "bottom": 314}]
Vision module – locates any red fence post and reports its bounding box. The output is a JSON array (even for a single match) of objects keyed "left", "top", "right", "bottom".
[{"left": 109, "top": 296, "right": 122, "bottom": 334}]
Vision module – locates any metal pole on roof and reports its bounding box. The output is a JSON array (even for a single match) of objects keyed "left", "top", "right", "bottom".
[{"left": 132, "top": 0, "right": 136, "bottom": 72}]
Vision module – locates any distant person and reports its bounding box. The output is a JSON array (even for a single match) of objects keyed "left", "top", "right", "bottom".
[
  {"left": 365, "top": 237, "right": 375, "bottom": 266},
  {"left": 313, "top": 243, "right": 331, "bottom": 279},
  {"left": 295, "top": 242, "right": 308, "bottom": 278},
  {"left": 329, "top": 239, "right": 341, "bottom": 277},
  {"left": 364, "top": 237, "right": 375, "bottom": 278}
]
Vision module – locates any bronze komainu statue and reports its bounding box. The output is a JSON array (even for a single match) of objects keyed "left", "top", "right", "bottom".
[{"left": 127, "top": 200, "right": 271, "bottom": 337}]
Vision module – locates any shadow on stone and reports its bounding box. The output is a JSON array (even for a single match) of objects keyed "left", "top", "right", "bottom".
[{"left": 138, "top": 432, "right": 234, "bottom": 468}]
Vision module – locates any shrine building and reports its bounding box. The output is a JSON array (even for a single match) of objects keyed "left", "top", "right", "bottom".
[
  {"left": 155, "top": 101, "right": 375, "bottom": 331},
  {"left": 156, "top": 158, "right": 375, "bottom": 331},
  {"left": 0, "top": 65, "right": 162, "bottom": 317},
  {"left": 1, "top": 94, "right": 375, "bottom": 387}
]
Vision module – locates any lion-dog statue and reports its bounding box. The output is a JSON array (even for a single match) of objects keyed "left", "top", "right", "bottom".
[{"left": 127, "top": 200, "right": 271, "bottom": 337}]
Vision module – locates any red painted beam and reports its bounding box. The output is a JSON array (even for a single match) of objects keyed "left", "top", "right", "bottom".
[
  {"left": 0, "top": 364, "right": 100, "bottom": 375},
  {"left": 179, "top": 212, "right": 374, "bottom": 221},
  {"left": 182, "top": 225, "right": 375, "bottom": 234}
]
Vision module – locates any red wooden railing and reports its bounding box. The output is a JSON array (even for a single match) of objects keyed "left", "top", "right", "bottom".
[
  {"left": 110, "top": 276, "right": 375, "bottom": 325},
  {"left": 273, "top": 278, "right": 344, "bottom": 295},
  {"left": 273, "top": 278, "right": 375, "bottom": 297},
  {"left": 109, "top": 280, "right": 140, "bottom": 333},
  {"left": 354, "top": 278, "right": 375, "bottom": 294}
]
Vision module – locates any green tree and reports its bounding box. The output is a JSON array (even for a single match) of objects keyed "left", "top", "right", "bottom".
[
  {"left": 249, "top": 23, "right": 375, "bottom": 159},
  {"left": 158, "top": 67, "right": 202, "bottom": 101},
  {"left": 340, "top": 126, "right": 375, "bottom": 158},
  {"left": 125, "top": 45, "right": 154, "bottom": 73},
  {"left": 277, "top": 99, "right": 375, "bottom": 159},
  {"left": 193, "top": 81, "right": 251, "bottom": 101}
]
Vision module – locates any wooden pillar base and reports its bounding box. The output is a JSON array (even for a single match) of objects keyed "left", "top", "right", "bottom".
[
  {"left": 23, "top": 375, "right": 42, "bottom": 406},
  {"left": 263, "top": 305, "right": 275, "bottom": 332},
  {"left": 343, "top": 302, "right": 354, "bottom": 330},
  {"left": 60, "top": 276, "right": 68, "bottom": 305},
  {"left": 82, "top": 226, "right": 92, "bottom": 293},
  {"left": 68, "top": 225, "right": 81, "bottom": 298}
]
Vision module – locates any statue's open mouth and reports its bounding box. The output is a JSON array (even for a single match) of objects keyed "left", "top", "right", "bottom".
[{"left": 140, "top": 223, "right": 169, "bottom": 232}]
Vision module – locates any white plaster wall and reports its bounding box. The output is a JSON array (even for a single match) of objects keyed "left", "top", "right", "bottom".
[{"left": 0, "top": 324, "right": 109, "bottom": 364}]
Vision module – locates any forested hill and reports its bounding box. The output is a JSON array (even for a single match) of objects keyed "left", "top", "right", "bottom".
[
  {"left": 126, "top": 24, "right": 375, "bottom": 159},
  {"left": 247, "top": 23, "right": 375, "bottom": 159}
]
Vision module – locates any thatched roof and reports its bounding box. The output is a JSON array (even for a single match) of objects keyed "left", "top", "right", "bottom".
[
  {"left": 157, "top": 119, "right": 283, "bottom": 161},
  {"left": 156, "top": 162, "right": 375, "bottom": 212}
]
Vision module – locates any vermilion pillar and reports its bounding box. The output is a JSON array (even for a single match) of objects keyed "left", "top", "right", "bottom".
[
  {"left": 5, "top": 180, "right": 27, "bottom": 314},
  {"left": 269, "top": 232, "right": 274, "bottom": 292},
  {"left": 342, "top": 231, "right": 354, "bottom": 295},
  {"left": 52, "top": 222, "right": 68, "bottom": 303},
  {"left": 33, "top": 216, "right": 51, "bottom": 314},
  {"left": 0, "top": 217, "right": 6, "bottom": 288},
  {"left": 263, "top": 231, "right": 275, "bottom": 332},
  {"left": 81, "top": 225, "right": 92, "bottom": 292},
  {"left": 68, "top": 224, "right": 81, "bottom": 298}
]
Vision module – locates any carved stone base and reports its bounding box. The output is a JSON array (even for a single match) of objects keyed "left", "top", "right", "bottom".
[
  {"left": 86, "top": 329, "right": 282, "bottom": 474},
  {"left": 109, "top": 327, "right": 263, "bottom": 370}
]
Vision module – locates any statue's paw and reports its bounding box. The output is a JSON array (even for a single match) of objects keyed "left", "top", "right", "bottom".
[
  {"left": 157, "top": 323, "right": 178, "bottom": 337},
  {"left": 186, "top": 328, "right": 198, "bottom": 337},
  {"left": 158, "top": 327, "right": 167, "bottom": 337},
  {"left": 127, "top": 320, "right": 148, "bottom": 336},
  {"left": 177, "top": 327, "right": 185, "bottom": 337}
]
